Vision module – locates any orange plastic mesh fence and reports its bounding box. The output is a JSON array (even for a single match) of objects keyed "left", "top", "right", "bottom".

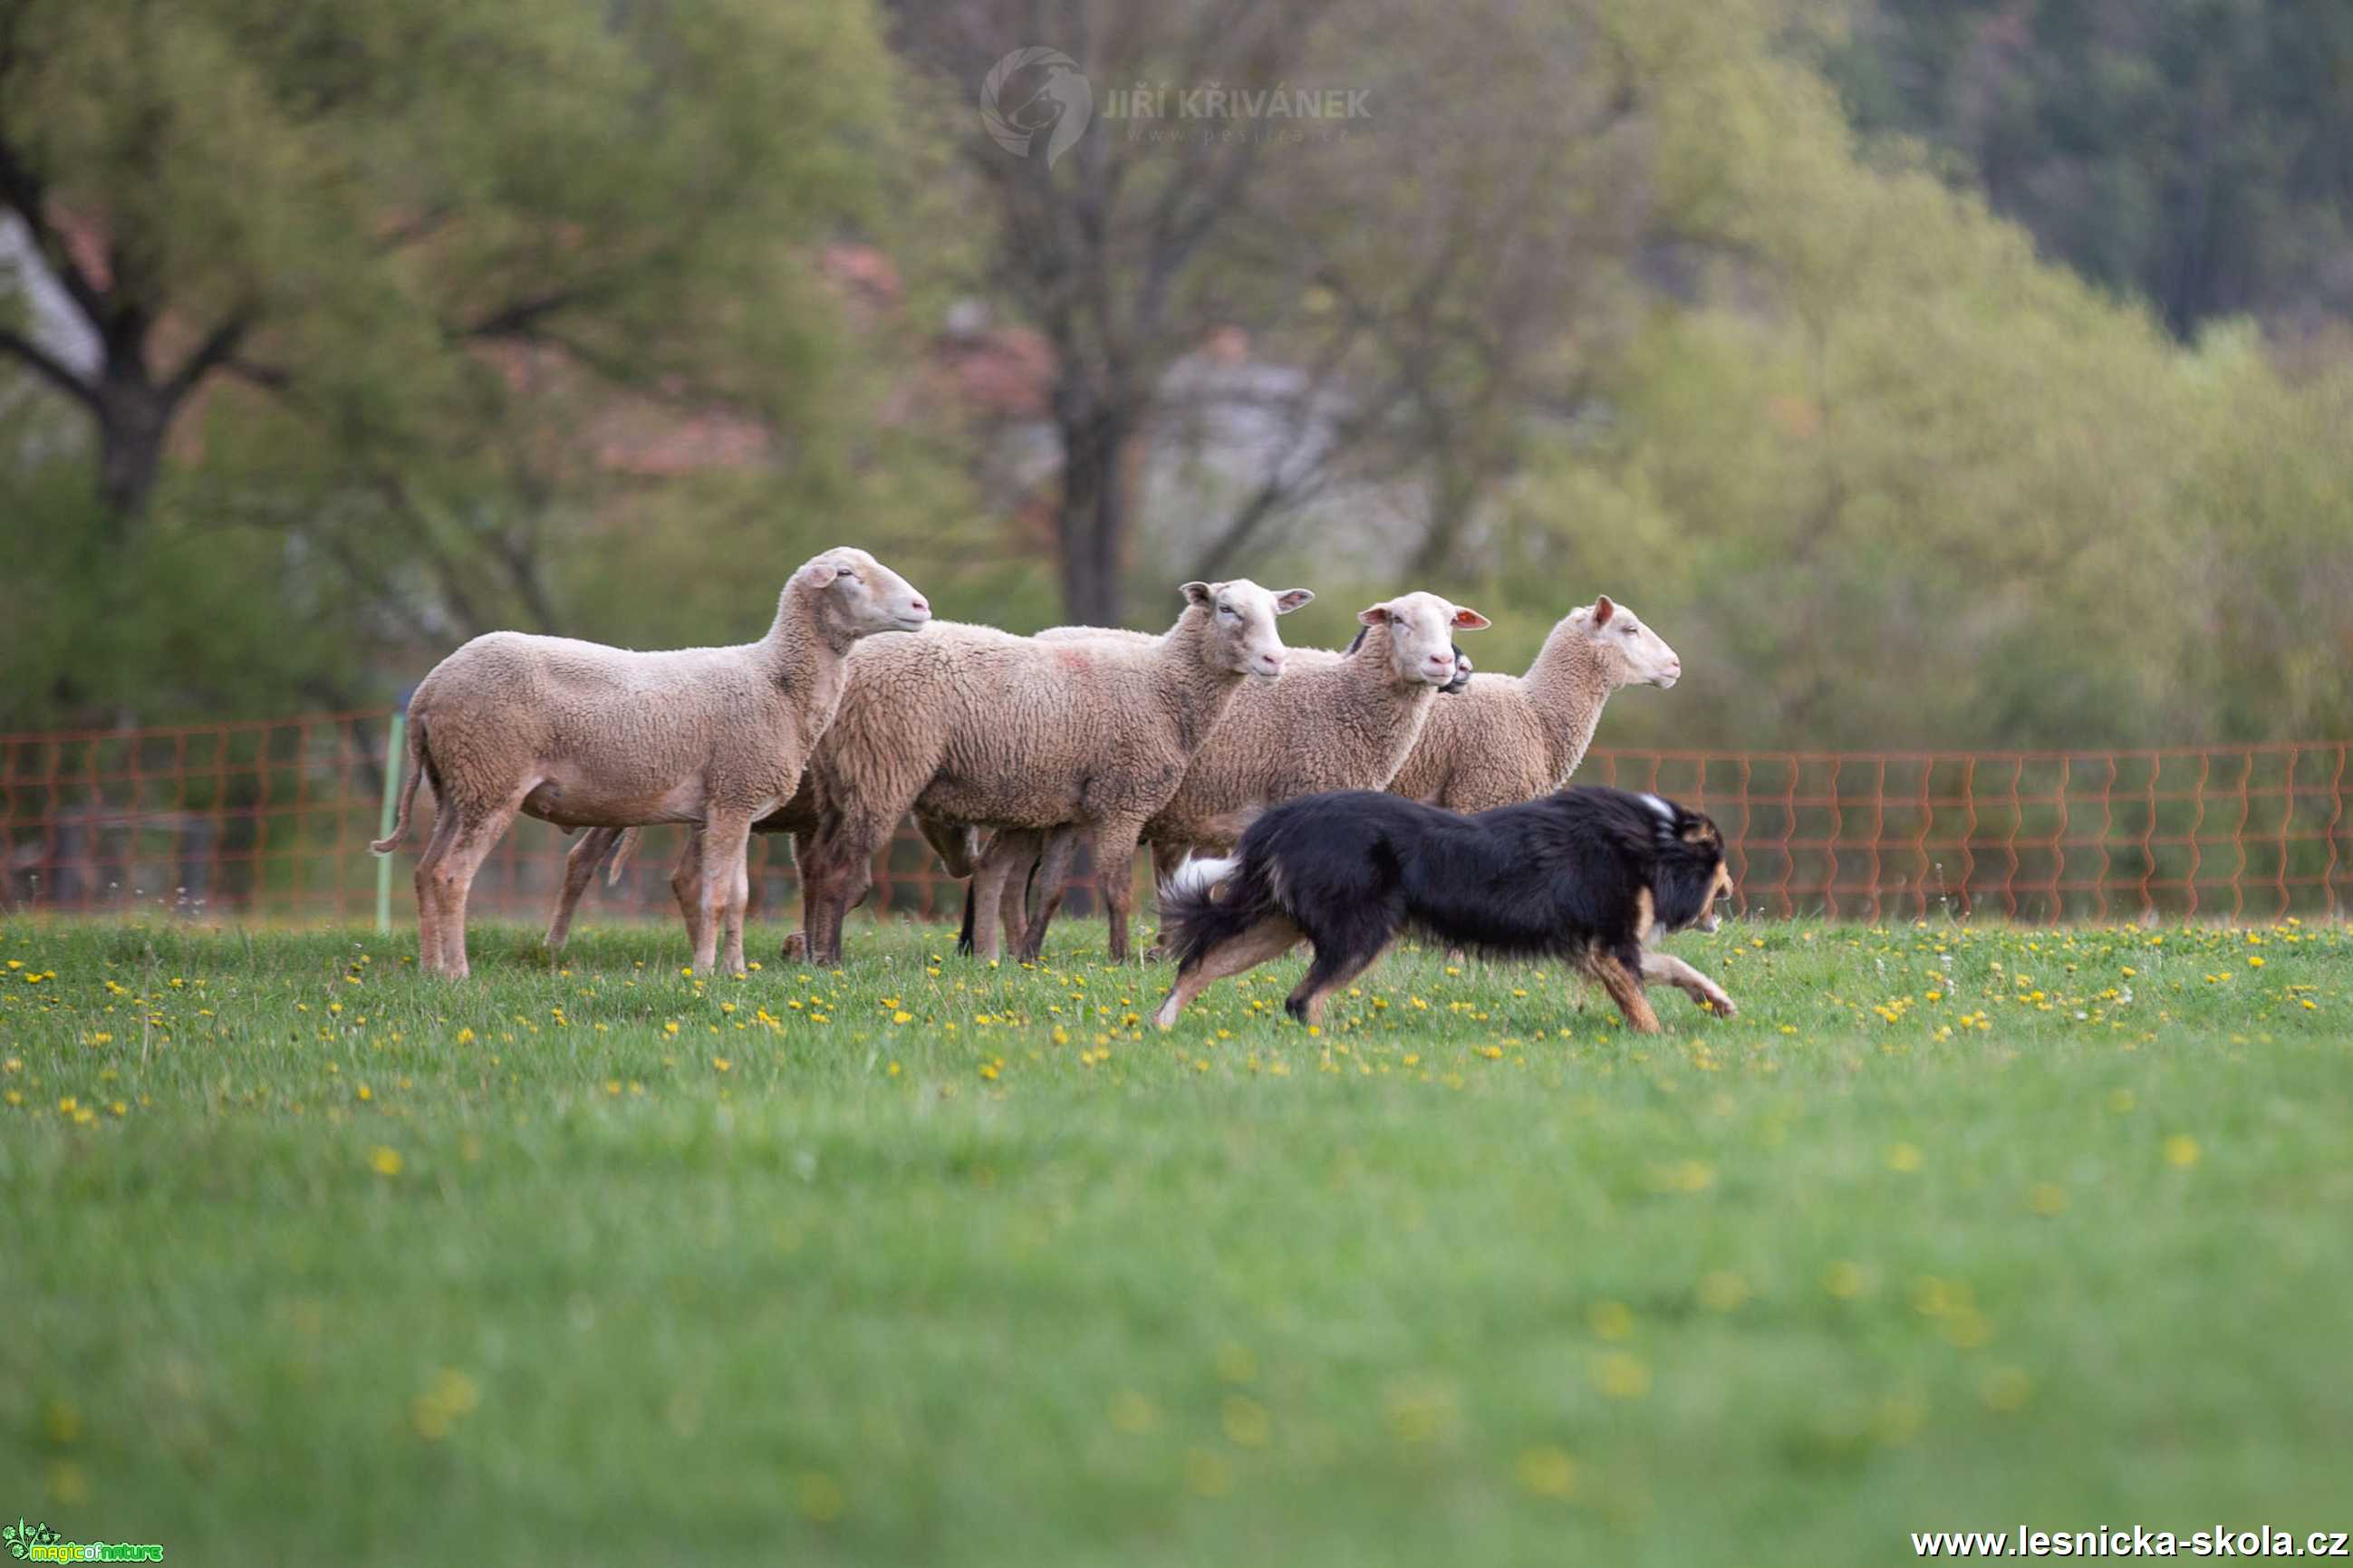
[{"left": 2, "top": 712, "right": 2346, "bottom": 925}]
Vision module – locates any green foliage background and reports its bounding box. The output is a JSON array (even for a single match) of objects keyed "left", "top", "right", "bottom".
[{"left": 4, "top": 0, "right": 2350, "bottom": 747}]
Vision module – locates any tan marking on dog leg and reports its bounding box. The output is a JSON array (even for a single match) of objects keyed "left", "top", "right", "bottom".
[
  {"left": 1640, "top": 949, "right": 1737, "bottom": 1018},
  {"left": 1152, "top": 915, "right": 1302, "bottom": 1028},
  {"left": 1287, "top": 944, "right": 1389, "bottom": 1027},
  {"left": 1634, "top": 887, "right": 1656, "bottom": 946},
  {"left": 1586, "top": 953, "right": 1662, "bottom": 1034}
]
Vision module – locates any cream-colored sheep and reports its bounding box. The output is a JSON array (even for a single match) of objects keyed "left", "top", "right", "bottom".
[
  {"left": 960, "top": 592, "right": 1491, "bottom": 961},
  {"left": 371, "top": 546, "right": 930, "bottom": 978},
  {"left": 782, "top": 579, "right": 1311, "bottom": 967},
  {"left": 1388, "top": 595, "right": 1679, "bottom": 812}
]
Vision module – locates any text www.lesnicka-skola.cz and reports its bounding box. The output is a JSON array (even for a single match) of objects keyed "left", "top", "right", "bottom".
[{"left": 1912, "top": 1527, "right": 2350, "bottom": 1558}]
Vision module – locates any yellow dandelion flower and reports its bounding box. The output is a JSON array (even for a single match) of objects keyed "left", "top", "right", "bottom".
[
  {"left": 369, "top": 1146, "right": 404, "bottom": 1177},
  {"left": 796, "top": 1472, "right": 846, "bottom": 1523},
  {"left": 2163, "top": 1134, "right": 2201, "bottom": 1168},
  {"left": 1982, "top": 1367, "right": 2032, "bottom": 1412},
  {"left": 1515, "top": 1445, "right": 1577, "bottom": 1498},
  {"left": 1823, "top": 1261, "right": 1870, "bottom": 1300},
  {"left": 1594, "top": 1352, "right": 1650, "bottom": 1400},
  {"left": 1586, "top": 1300, "right": 1634, "bottom": 1341},
  {"left": 1698, "top": 1271, "right": 1750, "bottom": 1312}
]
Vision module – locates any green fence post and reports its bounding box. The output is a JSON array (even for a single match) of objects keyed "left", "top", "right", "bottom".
[{"left": 377, "top": 709, "right": 406, "bottom": 936}]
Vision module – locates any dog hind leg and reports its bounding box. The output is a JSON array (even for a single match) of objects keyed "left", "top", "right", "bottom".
[{"left": 1152, "top": 915, "right": 1303, "bottom": 1029}]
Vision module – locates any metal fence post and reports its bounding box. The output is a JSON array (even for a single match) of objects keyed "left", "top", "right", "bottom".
[{"left": 376, "top": 708, "right": 405, "bottom": 935}]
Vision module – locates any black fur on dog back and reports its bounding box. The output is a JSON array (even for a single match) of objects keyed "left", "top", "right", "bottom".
[{"left": 1160, "top": 786, "right": 1726, "bottom": 1005}]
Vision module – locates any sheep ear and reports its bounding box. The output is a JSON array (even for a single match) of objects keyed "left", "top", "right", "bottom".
[
  {"left": 1273, "top": 589, "right": 1315, "bottom": 614},
  {"left": 1451, "top": 607, "right": 1491, "bottom": 630},
  {"left": 1181, "top": 581, "right": 1214, "bottom": 607},
  {"left": 795, "top": 560, "right": 843, "bottom": 590},
  {"left": 1355, "top": 603, "right": 1393, "bottom": 627},
  {"left": 1589, "top": 594, "right": 1615, "bottom": 627}
]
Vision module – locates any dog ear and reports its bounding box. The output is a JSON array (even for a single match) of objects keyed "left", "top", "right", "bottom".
[{"left": 1680, "top": 820, "right": 1721, "bottom": 848}]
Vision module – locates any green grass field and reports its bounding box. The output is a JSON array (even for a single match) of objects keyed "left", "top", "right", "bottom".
[{"left": 5, "top": 914, "right": 2350, "bottom": 1564}]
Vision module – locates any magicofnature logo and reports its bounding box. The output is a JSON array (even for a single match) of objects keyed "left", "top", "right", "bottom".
[{"left": 5, "top": 1518, "right": 162, "bottom": 1563}]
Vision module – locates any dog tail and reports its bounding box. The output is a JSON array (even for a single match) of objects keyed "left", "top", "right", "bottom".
[{"left": 1158, "top": 852, "right": 1271, "bottom": 971}]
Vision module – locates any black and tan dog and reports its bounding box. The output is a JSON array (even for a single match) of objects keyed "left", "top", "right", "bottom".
[{"left": 1152, "top": 784, "right": 1736, "bottom": 1033}]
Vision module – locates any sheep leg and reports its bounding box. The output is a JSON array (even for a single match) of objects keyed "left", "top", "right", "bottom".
[
  {"left": 1151, "top": 915, "right": 1303, "bottom": 1029},
  {"left": 799, "top": 820, "right": 880, "bottom": 969},
  {"left": 426, "top": 798, "right": 523, "bottom": 981},
  {"left": 1094, "top": 823, "right": 1148, "bottom": 963},
  {"left": 545, "top": 826, "right": 623, "bottom": 953},
  {"left": 1014, "top": 830, "right": 1082, "bottom": 964},
  {"left": 410, "top": 803, "right": 461, "bottom": 976},
  {"left": 965, "top": 831, "right": 1034, "bottom": 964},
  {"left": 1640, "top": 950, "right": 1737, "bottom": 1018},
  {"left": 997, "top": 838, "right": 1036, "bottom": 957},
  {"left": 1143, "top": 840, "right": 1188, "bottom": 958},
  {"left": 670, "top": 830, "right": 712, "bottom": 967},
  {"left": 721, "top": 854, "right": 750, "bottom": 977},
  {"left": 694, "top": 813, "right": 754, "bottom": 977},
  {"left": 1582, "top": 951, "right": 1663, "bottom": 1034}
]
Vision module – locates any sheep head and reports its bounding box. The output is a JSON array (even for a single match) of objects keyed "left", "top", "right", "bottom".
[
  {"left": 792, "top": 548, "right": 932, "bottom": 640},
  {"left": 1357, "top": 592, "right": 1490, "bottom": 688},
  {"left": 1569, "top": 595, "right": 1681, "bottom": 689},
  {"left": 1181, "top": 579, "right": 1313, "bottom": 681}
]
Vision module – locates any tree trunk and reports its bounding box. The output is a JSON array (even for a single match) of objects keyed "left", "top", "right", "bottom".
[
  {"left": 94, "top": 365, "right": 171, "bottom": 526},
  {"left": 1055, "top": 399, "right": 1130, "bottom": 626}
]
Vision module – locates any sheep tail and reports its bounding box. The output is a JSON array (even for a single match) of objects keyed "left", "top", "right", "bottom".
[
  {"left": 370, "top": 713, "right": 426, "bottom": 855},
  {"left": 1157, "top": 852, "right": 1264, "bottom": 972},
  {"left": 604, "top": 828, "right": 641, "bottom": 886}
]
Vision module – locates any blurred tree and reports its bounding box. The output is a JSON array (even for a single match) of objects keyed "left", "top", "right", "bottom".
[
  {"left": 1823, "top": 0, "right": 2353, "bottom": 336},
  {"left": 0, "top": 0, "right": 891, "bottom": 525},
  {"left": 888, "top": 0, "right": 1692, "bottom": 622}
]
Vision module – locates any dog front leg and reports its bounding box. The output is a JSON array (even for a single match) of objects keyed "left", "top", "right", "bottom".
[{"left": 1641, "top": 949, "right": 1737, "bottom": 1018}]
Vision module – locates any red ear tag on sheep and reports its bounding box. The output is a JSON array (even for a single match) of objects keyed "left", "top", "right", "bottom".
[{"left": 1451, "top": 608, "right": 1491, "bottom": 630}]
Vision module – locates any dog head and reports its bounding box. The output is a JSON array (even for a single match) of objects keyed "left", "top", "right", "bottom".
[{"left": 1642, "top": 793, "right": 1733, "bottom": 933}]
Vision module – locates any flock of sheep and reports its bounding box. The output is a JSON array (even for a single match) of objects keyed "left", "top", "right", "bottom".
[{"left": 371, "top": 545, "right": 1683, "bottom": 978}]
